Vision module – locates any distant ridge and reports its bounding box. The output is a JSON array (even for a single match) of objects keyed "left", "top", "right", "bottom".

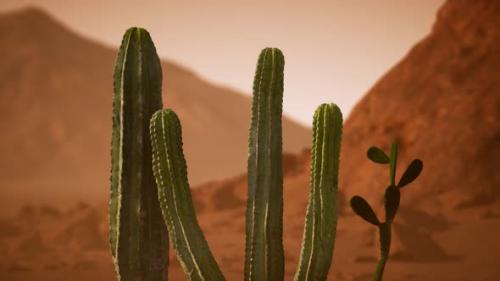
[{"left": 0, "top": 6, "right": 311, "bottom": 212}]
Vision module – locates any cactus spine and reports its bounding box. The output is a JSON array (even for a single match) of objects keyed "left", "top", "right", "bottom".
[
  {"left": 150, "top": 110, "right": 226, "bottom": 281},
  {"left": 109, "top": 27, "right": 168, "bottom": 281},
  {"left": 244, "top": 48, "right": 285, "bottom": 281},
  {"left": 293, "top": 104, "right": 343, "bottom": 281},
  {"left": 350, "top": 143, "right": 423, "bottom": 281}
]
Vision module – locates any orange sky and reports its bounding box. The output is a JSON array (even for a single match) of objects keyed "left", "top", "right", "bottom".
[{"left": 0, "top": 0, "right": 444, "bottom": 126}]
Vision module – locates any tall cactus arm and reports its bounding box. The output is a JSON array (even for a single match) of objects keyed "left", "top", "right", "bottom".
[
  {"left": 150, "top": 109, "right": 226, "bottom": 281},
  {"left": 109, "top": 27, "right": 168, "bottom": 281},
  {"left": 293, "top": 104, "right": 343, "bottom": 281},
  {"left": 244, "top": 48, "right": 285, "bottom": 281}
]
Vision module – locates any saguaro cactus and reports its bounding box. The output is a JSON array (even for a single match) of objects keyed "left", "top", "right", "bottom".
[
  {"left": 109, "top": 27, "right": 168, "bottom": 281},
  {"left": 107, "top": 32, "right": 423, "bottom": 280},
  {"left": 244, "top": 48, "right": 285, "bottom": 281},
  {"left": 150, "top": 109, "right": 226, "bottom": 281},
  {"left": 146, "top": 48, "right": 345, "bottom": 281},
  {"left": 293, "top": 103, "right": 343, "bottom": 281},
  {"left": 350, "top": 143, "right": 423, "bottom": 281}
]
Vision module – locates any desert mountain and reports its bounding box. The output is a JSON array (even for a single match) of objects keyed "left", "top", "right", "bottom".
[
  {"left": 0, "top": 7, "right": 310, "bottom": 213},
  {"left": 340, "top": 0, "right": 500, "bottom": 210}
]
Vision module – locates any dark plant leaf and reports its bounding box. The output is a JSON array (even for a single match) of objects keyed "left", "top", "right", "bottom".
[
  {"left": 350, "top": 196, "right": 380, "bottom": 226},
  {"left": 397, "top": 159, "right": 423, "bottom": 188},
  {"left": 366, "top": 146, "right": 390, "bottom": 164},
  {"left": 384, "top": 185, "right": 400, "bottom": 223}
]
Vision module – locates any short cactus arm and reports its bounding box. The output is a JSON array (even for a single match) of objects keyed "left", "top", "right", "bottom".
[
  {"left": 109, "top": 27, "right": 168, "bottom": 281},
  {"left": 293, "top": 104, "right": 343, "bottom": 281},
  {"left": 244, "top": 48, "right": 285, "bottom": 281},
  {"left": 150, "top": 109, "right": 226, "bottom": 281}
]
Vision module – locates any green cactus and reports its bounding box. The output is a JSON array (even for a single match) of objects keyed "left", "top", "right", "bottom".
[
  {"left": 150, "top": 109, "right": 226, "bottom": 281},
  {"left": 107, "top": 29, "right": 425, "bottom": 281},
  {"left": 244, "top": 47, "right": 285, "bottom": 281},
  {"left": 109, "top": 27, "right": 168, "bottom": 281},
  {"left": 293, "top": 104, "right": 343, "bottom": 281},
  {"left": 350, "top": 143, "right": 423, "bottom": 281}
]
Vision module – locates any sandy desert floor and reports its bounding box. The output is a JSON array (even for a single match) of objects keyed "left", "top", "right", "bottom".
[{"left": 1, "top": 169, "right": 500, "bottom": 281}]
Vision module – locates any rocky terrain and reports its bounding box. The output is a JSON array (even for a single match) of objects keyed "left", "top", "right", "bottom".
[
  {"left": 340, "top": 0, "right": 500, "bottom": 211},
  {"left": 1, "top": 152, "right": 499, "bottom": 280}
]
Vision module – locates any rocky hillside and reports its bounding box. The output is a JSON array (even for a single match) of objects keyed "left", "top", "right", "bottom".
[{"left": 340, "top": 0, "right": 500, "bottom": 210}]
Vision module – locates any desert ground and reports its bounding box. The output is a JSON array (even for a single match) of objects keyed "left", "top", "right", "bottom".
[{"left": 1, "top": 152, "right": 500, "bottom": 280}]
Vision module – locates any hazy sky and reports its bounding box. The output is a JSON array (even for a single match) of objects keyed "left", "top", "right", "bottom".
[{"left": 1, "top": 0, "right": 444, "bottom": 126}]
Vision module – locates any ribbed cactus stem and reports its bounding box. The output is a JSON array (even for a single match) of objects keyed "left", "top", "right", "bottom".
[
  {"left": 150, "top": 109, "right": 226, "bottom": 281},
  {"left": 244, "top": 48, "right": 285, "bottom": 281},
  {"left": 294, "top": 104, "right": 343, "bottom": 281},
  {"left": 109, "top": 27, "right": 168, "bottom": 281}
]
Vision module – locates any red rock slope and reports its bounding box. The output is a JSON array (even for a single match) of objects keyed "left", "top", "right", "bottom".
[{"left": 340, "top": 0, "right": 500, "bottom": 210}]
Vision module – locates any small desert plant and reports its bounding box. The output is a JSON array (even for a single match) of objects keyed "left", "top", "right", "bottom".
[
  {"left": 350, "top": 144, "right": 423, "bottom": 281},
  {"left": 109, "top": 27, "right": 423, "bottom": 281}
]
